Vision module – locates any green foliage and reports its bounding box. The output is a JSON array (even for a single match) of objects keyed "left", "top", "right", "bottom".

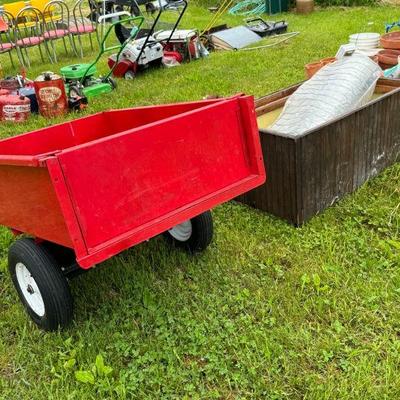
[
  {"left": 0, "top": 5, "right": 399, "bottom": 400},
  {"left": 74, "top": 355, "right": 114, "bottom": 388},
  {"left": 74, "top": 371, "right": 95, "bottom": 385},
  {"left": 191, "top": 0, "right": 379, "bottom": 9}
]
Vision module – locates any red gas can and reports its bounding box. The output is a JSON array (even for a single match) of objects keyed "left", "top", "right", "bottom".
[
  {"left": 34, "top": 72, "right": 68, "bottom": 118},
  {"left": 0, "top": 89, "right": 11, "bottom": 96},
  {"left": 0, "top": 95, "right": 31, "bottom": 122},
  {"left": 0, "top": 77, "right": 22, "bottom": 92}
]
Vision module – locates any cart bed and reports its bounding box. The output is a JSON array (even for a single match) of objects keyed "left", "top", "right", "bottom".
[{"left": 0, "top": 96, "right": 265, "bottom": 268}]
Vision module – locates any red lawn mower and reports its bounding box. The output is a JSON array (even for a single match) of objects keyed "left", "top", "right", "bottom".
[{"left": 108, "top": 0, "right": 187, "bottom": 79}]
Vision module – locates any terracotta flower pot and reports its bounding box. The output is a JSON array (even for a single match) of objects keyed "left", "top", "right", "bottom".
[
  {"left": 377, "top": 49, "right": 400, "bottom": 66},
  {"left": 370, "top": 55, "right": 379, "bottom": 64},
  {"left": 305, "top": 57, "right": 336, "bottom": 79},
  {"left": 305, "top": 61, "right": 323, "bottom": 78},
  {"left": 379, "top": 62, "right": 393, "bottom": 70},
  {"left": 381, "top": 32, "right": 400, "bottom": 50},
  {"left": 320, "top": 57, "right": 336, "bottom": 66}
]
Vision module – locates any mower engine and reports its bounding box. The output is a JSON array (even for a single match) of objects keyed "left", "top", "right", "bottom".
[
  {"left": 154, "top": 29, "right": 201, "bottom": 62},
  {"left": 108, "top": 36, "right": 181, "bottom": 79},
  {"left": 61, "top": 63, "right": 116, "bottom": 98}
]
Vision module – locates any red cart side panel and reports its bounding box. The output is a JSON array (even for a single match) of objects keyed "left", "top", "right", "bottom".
[
  {"left": 56, "top": 96, "right": 265, "bottom": 268},
  {"left": 0, "top": 98, "right": 223, "bottom": 158},
  {"left": 0, "top": 165, "right": 73, "bottom": 247},
  {"left": 70, "top": 98, "right": 226, "bottom": 147}
]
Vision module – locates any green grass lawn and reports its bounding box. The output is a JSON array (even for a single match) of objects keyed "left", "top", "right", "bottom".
[{"left": 1, "top": 5, "right": 400, "bottom": 399}]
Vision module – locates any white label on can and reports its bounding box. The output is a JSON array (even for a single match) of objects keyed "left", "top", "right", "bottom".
[
  {"left": 38, "top": 87, "right": 62, "bottom": 103},
  {"left": 3, "top": 104, "right": 30, "bottom": 113}
]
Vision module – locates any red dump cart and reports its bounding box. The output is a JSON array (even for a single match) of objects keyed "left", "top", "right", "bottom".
[{"left": 0, "top": 95, "right": 265, "bottom": 330}]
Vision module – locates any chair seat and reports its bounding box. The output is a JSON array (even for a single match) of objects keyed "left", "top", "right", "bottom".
[
  {"left": 70, "top": 24, "right": 95, "bottom": 34},
  {"left": 0, "top": 42, "right": 14, "bottom": 51},
  {"left": 16, "top": 21, "right": 37, "bottom": 29},
  {"left": 43, "top": 29, "right": 68, "bottom": 39},
  {"left": 16, "top": 36, "right": 44, "bottom": 46},
  {"left": 0, "top": 18, "right": 8, "bottom": 33}
]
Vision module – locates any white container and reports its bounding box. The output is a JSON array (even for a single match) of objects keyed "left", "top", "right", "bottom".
[
  {"left": 349, "top": 39, "right": 379, "bottom": 45},
  {"left": 349, "top": 32, "right": 380, "bottom": 41},
  {"left": 349, "top": 32, "right": 380, "bottom": 49},
  {"left": 354, "top": 48, "right": 381, "bottom": 57},
  {"left": 349, "top": 40, "right": 379, "bottom": 46}
]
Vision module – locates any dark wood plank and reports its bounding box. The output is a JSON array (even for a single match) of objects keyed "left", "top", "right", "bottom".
[{"left": 237, "top": 79, "right": 400, "bottom": 225}]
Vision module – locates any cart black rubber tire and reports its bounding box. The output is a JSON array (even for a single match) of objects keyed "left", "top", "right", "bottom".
[
  {"left": 164, "top": 210, "right": 213, "bottom": 253},
  {"left": 8, "top": 238, "right": 73, "bottom": 331},
  {"left": 39, "top": 241, "right": 83, "bottom": 279}
]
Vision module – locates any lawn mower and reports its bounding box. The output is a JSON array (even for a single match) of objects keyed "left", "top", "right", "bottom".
[
  {"left": 108, "top": 0, "right": 187, "bottom": 79},
  {"left": 61, "top": 15, "right": 144, "bottom": 97}
]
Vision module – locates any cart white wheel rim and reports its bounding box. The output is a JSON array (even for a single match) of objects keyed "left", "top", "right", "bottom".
[
  {"left": 15, "top": 262, "right": 45, "bottom": 317},
  {"left": 168, "top": 220, "right": 192, "bottom": 242}
]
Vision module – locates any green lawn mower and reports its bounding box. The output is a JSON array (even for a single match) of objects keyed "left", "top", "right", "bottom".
[{"left": 61, "top": 16, "right": 144, "bottom": 98}]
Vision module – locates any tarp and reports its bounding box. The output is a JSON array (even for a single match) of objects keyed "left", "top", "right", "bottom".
[{"left": 269, "top": 55, "right": 382, "bottom": 137}]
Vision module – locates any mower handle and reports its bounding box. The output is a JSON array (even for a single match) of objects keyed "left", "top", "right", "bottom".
[
  {"left": 80, "top": 15, "right": 144, "bottom": 84},
  {"left": 134, "top": 0, "right": 187, "bottom": 63},
  {"left": 100, "top": 15, "right": 145, "bottom": 53}
]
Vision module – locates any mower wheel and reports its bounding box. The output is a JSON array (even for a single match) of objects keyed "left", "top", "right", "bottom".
[
  {"left": 165, "top": 210, "right": 213, "bottom": 253},
  {"left": 8, "top": 238, "right": 73, "bottom": 331},
  {"left": 124, "top": 70, "right": 135, "bottom": 80}
]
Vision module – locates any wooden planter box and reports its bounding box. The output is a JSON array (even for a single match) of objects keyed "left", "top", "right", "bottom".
[{"left": 237, "top": 79, "right": 400, "bottom": 225}]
